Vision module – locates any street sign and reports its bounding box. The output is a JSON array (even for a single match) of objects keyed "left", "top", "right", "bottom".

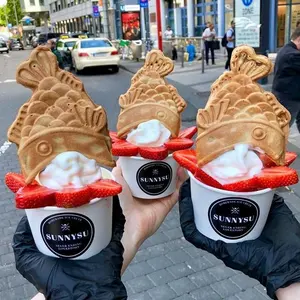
[
  {"left": 140, "top": 0, "right": 148, "bottom": 8},
  {"left": 235, "top": 0, "right": 261, "bottom": 48},
  {"left": 93, "top": 5, "right": 100, "bottom": 17},
  {"left": 25, "top": 18, "right": 31, "bottom": 24}
]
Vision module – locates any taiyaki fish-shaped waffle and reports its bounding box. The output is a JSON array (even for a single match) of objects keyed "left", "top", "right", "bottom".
[
  {"left": 116, "top": 50, "right": 187, "bottom": 138},
  {"left": 196, "top": 46, "right": 291, "bottom": 167},
  {"left": 8, "top": 47, "right": 115, "bottom": 184}
]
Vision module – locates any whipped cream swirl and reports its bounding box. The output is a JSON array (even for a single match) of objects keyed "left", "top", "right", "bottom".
[
  {"left": 202, "top": 144, "right": 263, "bottom": 185},
  {"left": 126, "top": 119, "right": 171, "bottom": 147},
  {"left": 39, "top": 151, "right": 102, "bottom": 190}
]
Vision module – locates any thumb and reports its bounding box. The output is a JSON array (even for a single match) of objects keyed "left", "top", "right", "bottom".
[{"left": 112, "top": 164, "right": 134, "bottom": 210}]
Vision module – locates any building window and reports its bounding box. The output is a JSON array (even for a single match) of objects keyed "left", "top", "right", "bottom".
[
  {"left": 30, "top": 0, "right": 35, "bottom": 5},
  {"left": 39, "top": 0, "right": 44, "bottom": 5}
]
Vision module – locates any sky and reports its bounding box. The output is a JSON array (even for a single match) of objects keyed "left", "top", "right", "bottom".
[{"left": 0, "top": 0, "right": 7, "bottom": 6}]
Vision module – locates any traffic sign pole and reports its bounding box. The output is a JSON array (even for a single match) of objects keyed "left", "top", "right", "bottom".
[{"left": 156, "top": 0, "right": 163, "bottom": 51}]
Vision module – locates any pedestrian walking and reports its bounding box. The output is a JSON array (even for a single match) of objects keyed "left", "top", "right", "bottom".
[
  {"left": 225, "top": 20, "right": 235, "bottom": 70},
  {"left": 46, "top": 39, "right": 64, "bottom": 69},
  {"left": 202, "top": 22, "right": 216, "bottom": 65},
  {"left": 272, "top": 27, "right": 300, "bottom": 133}
]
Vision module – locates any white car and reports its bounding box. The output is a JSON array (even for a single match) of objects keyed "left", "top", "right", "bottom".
[
  {"left": 71, "top": 38, "right": 120, "bottom": 73},
  {"left": 56, "top": 38, "right": 79, "bottom": 52},
  {"left": 0, "top": 41, "right": 9, "bottom": 54}
]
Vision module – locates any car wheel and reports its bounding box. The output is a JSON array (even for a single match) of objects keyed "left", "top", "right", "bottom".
[
  {"left": 7, "top": 50, "right": 9, "bottom": 54},
  {"left": 112, "top": 66, "right": 119, "bottom": 73}
]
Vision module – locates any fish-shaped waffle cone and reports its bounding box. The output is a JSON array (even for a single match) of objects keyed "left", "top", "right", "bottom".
[
  {"left": 196, "top": 46, "right": 291, "bottom": 167},
  {"left": 8, "top": 46, "right": 115, "bottom": 184},
  {"left": 116, "top": 50, "right": 187, "bottom": 138}
]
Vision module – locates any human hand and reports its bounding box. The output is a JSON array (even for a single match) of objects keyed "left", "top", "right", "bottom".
[
  {"left": 112, "top": 163, "right": 188, "bottom": 272},
  {"left": 13, "top": 198, "right": 127, "bottom": 300},
  {"left": 179, "top": 179, "right": 300, "bottom": 299}
]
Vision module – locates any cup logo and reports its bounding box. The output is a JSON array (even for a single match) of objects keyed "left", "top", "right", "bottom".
[
  {"left": 40, "top": 213, "right": 95, "bottom": 258},
  {"left": 208, "top": 197, "right": 260, "bottom": 239},
  {"left": 136, "top": 162, "right": 172, "bottom": 195}
]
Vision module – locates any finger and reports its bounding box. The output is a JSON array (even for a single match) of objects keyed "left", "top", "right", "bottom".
[
  {"left": 176, "top": 167, "right": 189, "bottom": 188},
  {"left": 112, "top": 166, "right": 134, "bottom": 209}
]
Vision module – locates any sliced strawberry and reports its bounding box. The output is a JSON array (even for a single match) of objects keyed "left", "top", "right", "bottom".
[
  {"left": 55, "top": 186, "right": 91, "bottom": 208},
  {"left": 258, "top": 153, "right": 276, "bottom": 168},
  {"left": 173, "top": 149, "right": 198, "bottom": 174},
  {"left": 223, "top": 177, "right": 259, "bottom": 192},
  {"left": 164, "top": 138, "right": 194, "bottom": 151},
  {"left": 178, "top": 126, "right": 197, "bottom": 139},
  {"left": 194, "top": 168, "right": 223, "bottom": 189},
  {"left": 89, "top": 179, "right": 122, "bottom": 198},
  {"left": 285, "top": 152, "right": 297, "bottom": 166},
  {"left": 16, "top": 185, "right": 56, "bottom": 209},
  {"left": 139, "top": 146, "right": 169, "bottom": 160},
  {"left": 256, "top": 166, "right": 299, "bottom": 189},
  {"left": 5, "top": 173, "right": 26, "bottom": 193},
  {"left": 109, "top": 131, "right": 123, "bottom": 143},
  {"left": 112, "top": 141, "right": 139, "bottom": 157}
]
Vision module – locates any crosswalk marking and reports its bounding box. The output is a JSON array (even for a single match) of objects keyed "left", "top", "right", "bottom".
[{"left": 0, "top": 79, "right": 16, "bottom": 84}]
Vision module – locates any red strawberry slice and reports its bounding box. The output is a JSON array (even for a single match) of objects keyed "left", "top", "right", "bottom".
[
  {"left": 223, "top": 178, "right": 259, "bottom": 192},
  {"left": 112, "top": 141, "right": 139, "bottom": 157},
  {"left": 285, "top": 152, "right": 297, "bottom": 166},
  {"left": 88, "top": 179, "right": 122, "bottom": 198},
  {"left": 139, "top": 146, "right": 169, "bottom": 160},
  {"left": 5, "top": 173, "right": 26, "bottom": 193},
  {"left": 178, "top": 126, "right": 197, "bottom": 139},
  {"left": 194, "top": 168, "right": 223, "bottom": 189},
  {"left": 16, "top": 185, "right": 56, "bottom": 209},
  {"left": 55, "top": 186, "right": 91, "bottom": 208},
  {"left": 164, "top": 138, "right": 194, "bottom": 151},
  {"left": 258, "top": 151, "right": 298, "bottom": 168},
  {"left": 109, "top": 131, "right": 123, "bottom": 143},
  {"left": 258, "top": 153, "right": 276, "bottom": 168},
  {"left": 256, "top": 166, "right": 299, "bottom": 189},
  {"left": 173, "top": 149, "right": 198, "bottom": 174}
]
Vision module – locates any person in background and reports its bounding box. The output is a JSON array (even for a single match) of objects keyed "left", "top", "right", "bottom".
[
  {"left": 202, "top": 22, "right": 216, "bottom": 65},
  {"left": 186, "top": 40, "right": 196, "bottom": 63},
  {"left": 225, "top": 20, "right": 235, "bottom": 70},
  {"left": 272, "top": 27, "right": 300, "bottom": 133},
  {"left": 297, "top": 20, "right": 300, "bottom": 28},
  {"left": 172, "top": 43, "right": 178, "bottom": 61},
  {"left": 164, "top": 26, "right": 173, "bottom": 39},
  {"left": 46, "top": 39, "right": 64, "bottom": 69}
]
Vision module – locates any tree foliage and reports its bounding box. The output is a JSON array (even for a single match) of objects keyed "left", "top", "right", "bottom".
[{"left": 0, "top": 0, "right": 23, "bottom": 26}]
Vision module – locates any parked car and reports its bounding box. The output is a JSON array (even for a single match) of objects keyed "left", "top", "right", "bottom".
[
  {"left": 57, "top": 38, "right": 79, "bottom": 68},
  {"left": 10, "top": 39, "right": 24, "bottom": 51},
  {"left": 71, "top": 38, "right": 120, "bottom": 73},
  {"left": 0, "top": 41, "right": 9, "bottom": 54},
  {"left": 56, "top": 38, "right": 79, "bottom": 52},
  {"left": 36, "top": 33, "right": 61, "bottom": 46}
]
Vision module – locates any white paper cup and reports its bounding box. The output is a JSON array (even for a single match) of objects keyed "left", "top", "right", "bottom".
[
  {"left": 119, "top": 155, "right": 178, "bottom": 199},
  {"left": 25, "top": 168, "right": 113, "bottom": 260},
  {"left": 188, "top": 171, "right": 275, "bottom": 243}
]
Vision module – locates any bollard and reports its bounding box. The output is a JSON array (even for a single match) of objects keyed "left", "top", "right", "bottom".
[
  {"left": 181, "top": 46, "right": 184, "bottom": 68},
  {"left": 201, "top": 49, "right": 205, "bottom": 73}
]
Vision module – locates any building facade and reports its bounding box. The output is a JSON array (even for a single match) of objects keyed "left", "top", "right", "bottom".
[{"left": 20, "top": 0, "right": 49, "bottom": 32}]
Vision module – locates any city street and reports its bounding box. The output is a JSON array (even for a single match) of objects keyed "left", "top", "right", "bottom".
[{"left": 1, "top": 49, "right": 300, "bottom": 300}]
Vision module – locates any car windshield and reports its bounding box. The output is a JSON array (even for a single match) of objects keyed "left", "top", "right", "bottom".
[
  {"left": 81, "top": 40, "right": 112, "bottom": 48},
  {"left": 0, "top": 42, "right": 6, "bottom": 47},
  {"left": 65, "top": 41, "right": 76, "bottom": 48}
]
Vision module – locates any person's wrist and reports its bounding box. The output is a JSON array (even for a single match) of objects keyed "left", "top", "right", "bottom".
[{"left": 276, "top": 283, "right": 300, "bottom": 300}]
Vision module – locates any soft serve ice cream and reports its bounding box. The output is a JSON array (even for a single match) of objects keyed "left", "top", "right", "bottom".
[
  {"left": 126, "top": 120, "right": 171, "bottom": 147},
  {"left": 39, "top": 152, "right": 102, "bottom": 190},
  {"left": 202, "top": 144, "right": 263, "bottom": 185}
]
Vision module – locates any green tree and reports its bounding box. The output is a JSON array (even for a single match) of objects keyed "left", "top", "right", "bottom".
[{"left": 0, "top": 0, "right": 24, "bottom": 26}]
